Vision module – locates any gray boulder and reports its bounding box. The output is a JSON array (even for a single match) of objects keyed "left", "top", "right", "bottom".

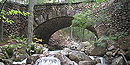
[{"left": 69, "top": 51, "right": 92, "bottom": 63}]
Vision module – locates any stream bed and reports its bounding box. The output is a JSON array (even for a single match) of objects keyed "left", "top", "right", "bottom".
[{"left": 34, "top": 50, "right": 106, "bottom": 65}]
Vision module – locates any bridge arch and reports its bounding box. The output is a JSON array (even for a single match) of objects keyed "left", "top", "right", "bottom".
[{"left": 34, "top": 16, "right": 98, "bottom": 44}]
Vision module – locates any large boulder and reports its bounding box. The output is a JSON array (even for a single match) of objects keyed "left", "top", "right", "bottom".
[
  {"left": 56, "top": 54, "right": 78, "bottom": 65},
  {"left": 69, "top": 51, "right": 92, "bottom": 63},
  {"left": 90, "top": 45, "right": 107, "bottom": 56},
  {"left": 90, "top": 38, "right": 108, "bottom": 56}
]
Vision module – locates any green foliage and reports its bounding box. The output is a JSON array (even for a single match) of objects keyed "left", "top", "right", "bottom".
[
  {"left": 72, "top": 0, "right": 111, "bottom": 29},
  {"left": 106, "top": 28, "right": 129, "bottom": 40},
  {"left": 1, "top": 36, "right": 45, "bottom": 60},
  {"left": 61, "top": 27, "right": 96, "bottom": 42},
  {"left": 0, "top": 9, "right": 29, "bottom": 23},
  {"left": 94, "top": 35, "right": 115, "bottom": 47},
  {"left": 16, "top": 35, "right": 28, "bottom": 43}
]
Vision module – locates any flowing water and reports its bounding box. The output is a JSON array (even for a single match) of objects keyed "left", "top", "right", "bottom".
[
  {"left": 35, "top": 50, "right": 79, "bottom": 65},
  {"left": 35, "top": 50, "right": 105, "bottom": 65},
  {"left": 35, "top": 55, "right": 61, "bottom": 65}
]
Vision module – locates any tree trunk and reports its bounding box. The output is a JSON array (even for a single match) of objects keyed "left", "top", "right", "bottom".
[
  {"left": 0, "top": 20, "right": 3, "bottom": 41},
  {"left": 28, "top": 0, "right": 34, "bottom": 43}
]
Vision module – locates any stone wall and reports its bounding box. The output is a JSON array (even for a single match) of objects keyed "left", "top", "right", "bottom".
[
  {"left": 96, "top": 0, "right": 130, "bottom": 37},
  {"left": 95, "top": 0, "right": 130, "bottom": 50},
  {"left": 2, "top": 2, "right": 28, "bottom": 36},
  {"left": 110, "top": 0, "right": 130, "bottom": 35}
]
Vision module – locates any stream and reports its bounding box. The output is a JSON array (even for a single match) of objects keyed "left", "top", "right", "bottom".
[{"left": 35, "top": 50, "right": 106, "bottom": 65}]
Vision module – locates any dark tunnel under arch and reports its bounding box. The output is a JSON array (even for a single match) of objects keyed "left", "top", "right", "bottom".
[{"left": 34, "top": 16, "right": 98, "bottom": 44}]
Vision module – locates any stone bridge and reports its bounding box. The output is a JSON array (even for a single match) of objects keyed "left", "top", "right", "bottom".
[
  {"left": 3, "top": 1, "right": 129, "bottom": 44},
  {"left": 2, "top": 2, "right": 98, "bottom": 43}
]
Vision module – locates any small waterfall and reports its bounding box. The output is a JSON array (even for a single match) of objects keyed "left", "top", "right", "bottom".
[{"left": 35, "top": 55, "right": 61, "bottom": 65}]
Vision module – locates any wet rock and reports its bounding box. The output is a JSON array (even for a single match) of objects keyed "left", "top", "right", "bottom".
[
  {"left": 0, "top": 62, "right": 4, "bottom": 65},
  {"left": 112, "top": 56, "right": 125, "bottom": 65},
  {"left": 79, "top": 60, "right": 97, "bottom": 65},
  {"left": 69, "top": 51, "right": 92, "bottom": 63}
]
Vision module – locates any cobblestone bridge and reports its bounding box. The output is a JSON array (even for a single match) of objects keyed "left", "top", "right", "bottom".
[
  {"left": 1, "top": 0, "right": 130, "bottom": 44},
  {"left": 2, "top": 2, "right": 98, "bottom": 43}
]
